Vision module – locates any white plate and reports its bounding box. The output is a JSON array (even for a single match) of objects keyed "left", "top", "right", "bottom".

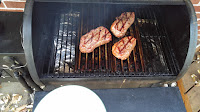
[{"left": 34, "top": 85, "right": 106, "bottom": 112}]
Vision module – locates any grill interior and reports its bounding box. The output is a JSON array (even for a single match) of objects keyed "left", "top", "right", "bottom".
[{"left": 32, "top": 3, "right": 189, "bottom": 78}]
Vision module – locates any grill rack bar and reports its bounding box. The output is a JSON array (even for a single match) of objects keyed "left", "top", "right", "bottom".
[
  {"left": 146, "top": 7, "right": 169, "bottom": 73},
  {"left": 152, "top": 7, "right": 180, "bottom": 74}
]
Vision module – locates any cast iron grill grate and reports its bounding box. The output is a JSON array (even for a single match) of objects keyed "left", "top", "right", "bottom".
[{"left": 38, "top": 4, "right": 180, "bottom": 78}]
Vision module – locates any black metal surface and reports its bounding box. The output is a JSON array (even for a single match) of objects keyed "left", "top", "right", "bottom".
[
  {"left": 40, "top": 77, "right": 170, "bottom": 90},
  {"left": 34, "top": 0, "right": 185, "bottom": 5},
  {"left": 33, "top": 87, "right": 186, "bottom": 112},
  {"left": 32, "top": 3, "right": 180, "bottom": 78},
  {"left": 21, "top": 71, "right": 42, "bottom": 91},
  {"left": 10, "top": 57, "right": 42, "bottom": 91},
  {"left": 22, "top": 0, "right": 196, "bottom": 85},
  {"left": 23, "top": 0, "right": 44, "bottom": 87},
  {"left": 0, "top": 12, "right": 26, "bottom": 82},
  {"left": 13, "top": 72, "right": 33, "bottom": 94},
  {"left": 0, "top": 54, "right": 26, "bottom": 82},
  {"left": 0, "top": 12, "right": 24, "bottom": 53},
  {"left": 174, "top": 0, "right": 198, "bottom": 81}
]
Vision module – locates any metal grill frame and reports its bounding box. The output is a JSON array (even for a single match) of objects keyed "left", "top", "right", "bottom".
[
  {"left": 23, "top": 0, "right": 197, "bottom": 87},
  {"left": 41, "top": 3, "right": 179, "bottom": 78}
]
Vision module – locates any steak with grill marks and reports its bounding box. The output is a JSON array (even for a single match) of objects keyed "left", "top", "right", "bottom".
[
  {"left": 112, "top": 36, "right": 136, "bottom": 60},
  {"left": 79, "top": 26, "right": 112, "bottom": 53},
  {"left": 111, "top": 12, "right": 135, "bottom": 38}
]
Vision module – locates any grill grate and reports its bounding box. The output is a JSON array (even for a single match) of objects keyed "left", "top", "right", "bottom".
[{"left": 42, "top": 4, "right": 180, "bottom": 78}]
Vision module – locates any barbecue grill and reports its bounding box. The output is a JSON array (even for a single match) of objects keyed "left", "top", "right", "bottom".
[{"left": 23, "top": 0, "right": 197, "bottom": 89}]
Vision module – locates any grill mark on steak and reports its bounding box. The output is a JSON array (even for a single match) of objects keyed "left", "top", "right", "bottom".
[
  {"left": 83, "top": 28, "right": 109, "bottom": 45},
  {"left": 102, "top": 30, "right": 109, "bottom": 40},
  {"left": 84, "top": 28, "right": 104, "bottom": 44},
  {"left": 87, "top": 32, "right": 110, "bottom": 49},
  {"left": 79, "top": 26, "right": 112, "bottom": 53},
  {"left": 111, "top": 12, "right": 135, "bottom": 38},
  {"left": 119, "top": 37, "right": 135, "bottom": 53},
  {"left": 115, "top": 12, "right": 129, "bottom": 31},
  {"left": 114, "top": 36, "right": 135, "bottom": 53},
  {"left": 103, "top": 30, "right": 107, "bottom": 40},
  {"left": 112, "top": 36, "right": 136, "bottom": 60},
  {"left": 98, "top": 29, "right": 101, "bottom": 42}
]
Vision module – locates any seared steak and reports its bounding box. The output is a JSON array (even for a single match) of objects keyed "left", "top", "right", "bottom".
[
  {"left": 111, "top": 12, "right": 135, "bottom": 38},
  {"left": 112, "top": 36, "right": 136, "bottom": 60},
  {"left": 79, "top": 26, "right": 112, "bottom": 53}
]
